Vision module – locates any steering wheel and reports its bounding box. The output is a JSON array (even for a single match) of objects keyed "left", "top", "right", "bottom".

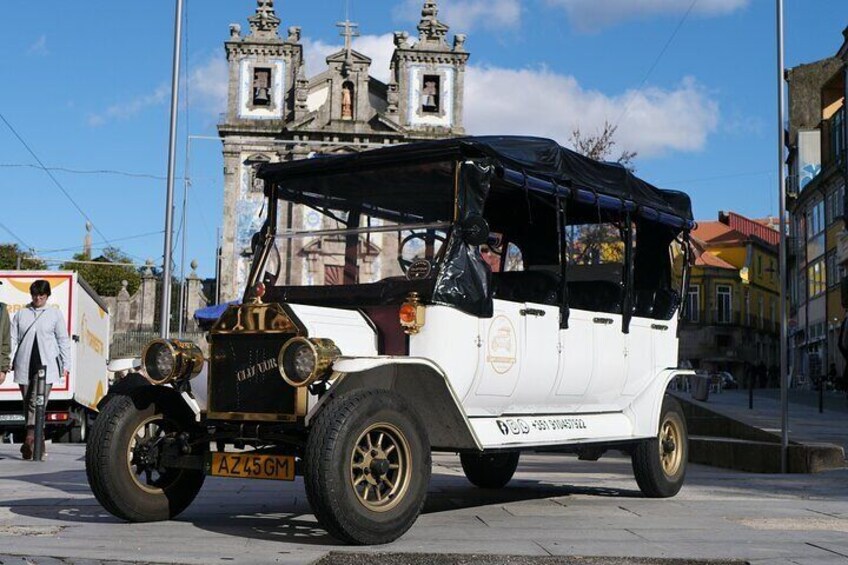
[{"left": 398, "top": 232, "right": 446, "bottom": 274}]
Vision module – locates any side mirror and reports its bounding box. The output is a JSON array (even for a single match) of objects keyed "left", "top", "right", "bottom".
[{"left": 460, "top": 214, "right": 490, "bottom": 246}]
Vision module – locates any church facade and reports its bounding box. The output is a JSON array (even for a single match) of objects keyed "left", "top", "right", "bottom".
[{"left": 217, "top": 0, "right": 469, "bottom": 300}]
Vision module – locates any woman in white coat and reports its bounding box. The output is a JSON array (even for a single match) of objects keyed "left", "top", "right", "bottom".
[{"left": 10, "top": 279, "right": 71, "bottom": 460}]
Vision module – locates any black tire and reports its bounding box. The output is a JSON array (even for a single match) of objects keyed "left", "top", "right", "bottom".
[
  {"left": 85, "top": 394, "right": 205, "bottom": 521},
  {"left": 460, "top": 451, "right": 520, "bottom": 488},
  {"left": 304, "top": 390, "right": 431, "bottom": 545},
  {"left": 632, "top": 395, "right": 687, "bottom": 498},
  {"left": 69, "top": 407, "right": 91, "bottom": 443}
]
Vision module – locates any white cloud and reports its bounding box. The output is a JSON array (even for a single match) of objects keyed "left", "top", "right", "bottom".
[
  {"left": 393, "top": 0, "right": 521, "bottom": 32},
  {"left": 464, "top": 66, "right": 718, "bottom": 158},
  {"left": 188, "top": 55, "right": 228, "bottom": 115},
  {"left": 87, "top": 85, "right": 169, "bottom": 127},
  {"left": 303, "top": 34, "right": 396, "bottom": 83},
  {"left": 546, "top": 0, "right": 749, "bottom": 32},
  {"left": 392, "top": 0, "right": 521, "bottom": 33},
  {"left": 27, "top": 35, "right": 48, "bottom": 56}
]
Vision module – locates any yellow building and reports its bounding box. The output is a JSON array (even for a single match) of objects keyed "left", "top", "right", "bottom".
[{"left": 679, "top": 212, "right": 780, "bottom": 386}]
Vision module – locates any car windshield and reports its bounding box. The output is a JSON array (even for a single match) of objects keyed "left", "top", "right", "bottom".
[
  {"left": 252, "top": 159, "right": 458, "bottom": 290},
  {"left": 258, "top": 214, "right": 451, "bottom": 287}
]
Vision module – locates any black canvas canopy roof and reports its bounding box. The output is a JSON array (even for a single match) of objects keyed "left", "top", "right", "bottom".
[{"left": 258, "top": 136, "right": 693, "bottom": 229}]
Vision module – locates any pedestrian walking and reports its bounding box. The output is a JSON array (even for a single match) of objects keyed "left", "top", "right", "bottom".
[
  {"left": 0, "top": 280, "right": 11, "bottom": 386},
  {"left": 10, "top": 280, "right": 70, "bottom": 460}
]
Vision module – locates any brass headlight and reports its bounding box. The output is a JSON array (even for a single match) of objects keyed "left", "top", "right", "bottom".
[
  {"left": 142, "top": 339, "right": 204, "bottom": 385},
  {"left": 278, "top": 337, "right": 340, "bottom": 387}
]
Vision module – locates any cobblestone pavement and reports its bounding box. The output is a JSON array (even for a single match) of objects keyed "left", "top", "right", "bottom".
[{"left": 0, "top": 444, "right": 847, "bottom": 564}]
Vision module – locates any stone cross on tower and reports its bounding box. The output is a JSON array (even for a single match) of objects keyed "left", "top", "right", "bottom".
[
  {"left": 248, "top": 0, "right": 281, "bottom": 39},
  {"left": 336, "top": 19, "right": 360, "bottom": 76}
]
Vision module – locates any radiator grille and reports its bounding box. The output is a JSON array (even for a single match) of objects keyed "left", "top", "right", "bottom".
[{"left": 207, "top": 333, "right": 302, "bottom": 420}]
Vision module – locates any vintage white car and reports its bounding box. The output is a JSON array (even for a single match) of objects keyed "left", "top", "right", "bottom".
[{"left": 86, "top": 136, "right": 695, "bottom": 545}]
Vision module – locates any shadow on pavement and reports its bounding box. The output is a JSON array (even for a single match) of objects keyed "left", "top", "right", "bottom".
[{"left": 1, "top": 464, "right": 649, "bottom": 546}]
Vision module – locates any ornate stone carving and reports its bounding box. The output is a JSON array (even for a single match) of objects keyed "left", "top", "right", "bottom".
[
  {"left": 247, "top": 0, "right": 281, "bottom": 39},
  {"left": 286, "top": 26, "right": 301, "bottom": 43},
  {"left": 229, "top": 24, "right": 242, "bottom": 39},
  {"left": 394, "top": 31, "right": 410, "bottom": 49},
  {"left": 417, "top": 0, "right": 449, "bottom": 47}
]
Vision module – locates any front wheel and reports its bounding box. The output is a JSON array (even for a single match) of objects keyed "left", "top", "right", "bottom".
[
  {"left": 85, "top": 394, "right": 205, "bottom": 521},
  {"left": 460, "top": 451, "right": 520, "bottom": 488},
  {"left": 304, "top": 390, "right": 431, "bottom": 545},
  {"left": 631, "top": 396, "right": 687, "bottom": 498}
]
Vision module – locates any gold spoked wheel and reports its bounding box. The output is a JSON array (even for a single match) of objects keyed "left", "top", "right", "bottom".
[
  {"left": 659, "top": 416, "right": 683, "bottom": 477},
  {"left": 349, "top": 422, "right": 412, "bottom": 512},
  {"left": 126, "top": 415, "right": 182, "bottom": 494}
]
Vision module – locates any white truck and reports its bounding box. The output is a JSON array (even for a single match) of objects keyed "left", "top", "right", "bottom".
[{"left": 0, "top": 271, "right": 110, "bottom": 442}]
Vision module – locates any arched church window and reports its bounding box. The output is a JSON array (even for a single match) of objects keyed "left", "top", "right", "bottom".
[{"left": 341, "top": 81, "right": 354, "bottom": 120}]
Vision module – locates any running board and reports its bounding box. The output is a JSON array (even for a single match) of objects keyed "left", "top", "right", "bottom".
[{"left": 469, "top": 412, "right": 637, "bottom": 449}]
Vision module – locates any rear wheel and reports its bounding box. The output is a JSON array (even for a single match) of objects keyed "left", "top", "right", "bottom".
[
  {"left": 304, "top": 390, "right": 431, "bottom": 545},
  {"left": 86, "top": 394, "right": 205, "bottom": 521},
  {"left": 460, "top": 451, "right": 520, "bottom": 488},
  {"left": 631, "top": 396, "right": 687, "bottom": 498}
]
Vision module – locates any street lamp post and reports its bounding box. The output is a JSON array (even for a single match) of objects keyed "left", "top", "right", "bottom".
[
  {"left": 776, "top": 0, "right": 790, "bottom": 474},
  {"left": 160, "top": 0, "right": 184, "bottom": 340}
]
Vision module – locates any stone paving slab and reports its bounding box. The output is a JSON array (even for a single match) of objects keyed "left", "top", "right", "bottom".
[{"left": 2, "top": 444, "right": 848, "bottom": 564}]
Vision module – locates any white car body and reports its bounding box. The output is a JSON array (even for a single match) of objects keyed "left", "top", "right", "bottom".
[{"left": 291, "top": 301, "right": 690, "bottom": 452}]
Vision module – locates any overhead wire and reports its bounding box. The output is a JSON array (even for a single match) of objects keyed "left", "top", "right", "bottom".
[
  {"left": 0, "top": 222, "right": 32, "bottom": 250},
  {"left": 0, "top": 112, "right": 114, "bottom": 248},
  {"left": 612, "top": 0, "right": 699, "bottom": 130}
]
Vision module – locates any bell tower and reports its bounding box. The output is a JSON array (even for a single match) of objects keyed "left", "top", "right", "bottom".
[
  {"left": 218, "top": 0, "right": 305, "bottom": 301},
  {"left": 390, "top": 0, "right": 468, "bottom": 137}
]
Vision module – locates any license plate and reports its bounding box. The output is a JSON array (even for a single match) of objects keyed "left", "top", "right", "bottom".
[
  {"left": 0, "top": 414, "right": 24, "bottom": 423},
  {"left": 207, "top": 453, "right": 295, "bottom": 481}
]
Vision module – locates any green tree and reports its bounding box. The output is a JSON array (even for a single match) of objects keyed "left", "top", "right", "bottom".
[
  {"left": 61, "top": 247, "right": 140, "bottom": 297},
  {"left": 0, "top": 243, "right": 47, "bottom": 270}
]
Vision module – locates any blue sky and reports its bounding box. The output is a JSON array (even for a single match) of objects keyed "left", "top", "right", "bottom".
[{"left": 1, "top": 0, "right": 845, "bottom": 280}]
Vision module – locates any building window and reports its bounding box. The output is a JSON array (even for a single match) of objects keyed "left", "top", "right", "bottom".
[
  {"left": 421, "top": 75, "right": 441, "bottom": 113},
  {"left": 758, "top": 294, "right": 764, "bottom": 329},
  {"left": 831, "top": 106, "right": 845, "bottom": 165},
  {"left": 252, "top": 68, "right": 272, "bottom": 107},
  {"left": 827, "top": 252, "right": 838, "bottom": 288},
  {"left": 807, "top": 258, "right": 826, "bottom": 297},
  {"left": 807, "top": 198, "right": 824, "bottom": 238},
  {"left": 686, "top": 285, "right": 700, "bottom": 322},
  {"left": 716, "top": 284, "right": 732, "bottom": 324}
]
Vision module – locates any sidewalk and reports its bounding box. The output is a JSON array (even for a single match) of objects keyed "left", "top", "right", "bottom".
[{"left": 683, "top": 387, "right": 848, "bottom": 455}]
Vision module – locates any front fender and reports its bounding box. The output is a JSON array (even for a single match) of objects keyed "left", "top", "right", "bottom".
[
  {"left": 99, "top": 374, "right": 201, "bottom": 424},
  {"left": 310, "top": 356, "right": 481, "bottom": 451}
]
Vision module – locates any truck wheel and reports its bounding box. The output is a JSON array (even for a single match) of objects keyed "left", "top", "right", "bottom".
[
  {"left": 85, "top": 394, "right": 204, "bottom": 521},
  {"left": 69, "top": 407, "right": 92, "bottom": 443},
  {"left": 460, "top": 451, "right": 520, "bottom": 488},
  {"left": 304, "top": 390, "right": 431, "bottom": 545},
  {"left": 631, "top": 396, "right": 687, "bottom": 498}
]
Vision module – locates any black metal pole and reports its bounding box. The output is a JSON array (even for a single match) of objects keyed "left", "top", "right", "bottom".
[
  {"left": 32, "top": 365, "right": 47, "bottom": 461},
  {"left": 818, "top": 377, "right": 824, "bottom": 414},
  {"left": 748, "top": 369, "right": 754, "bottom": 409}
]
